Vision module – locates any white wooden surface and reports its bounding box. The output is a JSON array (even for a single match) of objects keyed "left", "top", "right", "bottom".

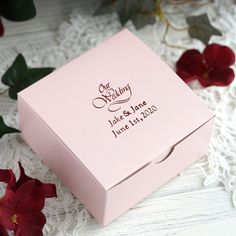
[{"left": 1, "top": 1, "right": 236, "bottom": 235}]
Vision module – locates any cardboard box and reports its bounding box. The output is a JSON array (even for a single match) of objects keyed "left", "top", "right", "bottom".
[{"left": 18, "top": 29, "right": 214, "bottom": 226}]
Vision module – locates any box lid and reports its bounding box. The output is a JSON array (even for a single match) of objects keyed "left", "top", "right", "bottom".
[{"left": 18, "top": 29, "right": 213, "bottom": 190}]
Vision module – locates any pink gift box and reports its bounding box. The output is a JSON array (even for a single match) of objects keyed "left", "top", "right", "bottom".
[{"left": 18, "top": 29, "right": 214, "bottom": 226}]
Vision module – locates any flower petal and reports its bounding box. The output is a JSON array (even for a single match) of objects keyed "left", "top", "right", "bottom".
[
  {"left": 15, "top": 180, "right": 45, "bottom": 213},
  {"left": 0, "top": 224, "right": 8, "bottom": 236},
  {"left": 16, "top": 212, "right": 46, "bottom": 236},
  {"left": 198, "top": 68, "right": 235, "bottom": 87},
  {"left": 0, "top": 18, "right": 4, "bottom": 36},
  {"left": 15, "top": 162, "right": 32, "bottom": 190},
  {"left": 6, "top": 170, "right": 17, "bottom": 192},
  {"left": 176, "top": 49, "right": 207, "bottom": 82},
  {"left": 0, "top": 168, "right": 17, "bottom": 189},
  {"left": 0, "top": 169, "right": 12, "bottom": 183},
  {"left": 203, "top": 44, "right": 235, "bottom": 68},
  {"left": 15, "top": 162, "right": 57, "bottom": 198},
  {"left": 41, "top": 183, "right": 57, "bottom": 198},
  {"left": 0, "top": 189, "right": 17, "bottom": 230}
]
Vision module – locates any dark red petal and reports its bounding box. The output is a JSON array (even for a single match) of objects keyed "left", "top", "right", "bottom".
[
  {"left": 16, "top": 212, "right": 46, "bottom": 236},
  {"left": 16, "top": 162, "right": 57, "bottom": 198},
  {"left": 0, "top": 169, "right": 12, "bottom": 183},
  {"left": 203, "top": 44, "right": 235, "bottom": 68},
  {"left": 15, "top": 162, "right": 33, "bottom": 190},
  {"left": 0, "top": 224, "right": 9, "bottom": 236},
  {"left": 0, "top": 18, "right": 4, "bottom": 36},
  {"left": 0, "top": 190, "right": 17, "bottom": 230},
  {"left": 176, "top": 49, "right": 207, "bottom": 82},
  {"left": 41, "top": 183, "right": 57, "bottom": 198},
  {"left": 180, "top": 75, "right": 199, "bottom": 83},
  {"left": 198, "top": 68, "right": 235, "bottom": 87},
  {"left": 6, "top": 170, "right": 17, "bottom": 192},
  {"left": 15, "top": 180, "right": 45, "bottom": 213},
  {"left": 14, "top": 227, "right": 20, "bottom": 236}
]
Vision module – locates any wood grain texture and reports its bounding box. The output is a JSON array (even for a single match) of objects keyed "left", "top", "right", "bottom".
[
  {"left": 1, "top": 1, "right": 236, "bottom": 235},
  {"left": 80, "top": 164, "right": 236, "bottom": 236},
  {"left": 0, "top": 0, "right": 97, "bottom": 50}
]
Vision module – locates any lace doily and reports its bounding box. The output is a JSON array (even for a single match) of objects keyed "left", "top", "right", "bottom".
[{"left": 0, "top": 0, "right": 236, "bottom": 235}]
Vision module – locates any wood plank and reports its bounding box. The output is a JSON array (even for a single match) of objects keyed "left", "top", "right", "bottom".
[
  {"left": 177, "top": 216, "right": 236, "bottom": 236},
  {"left": 80, "top": 186, "right": 235, "bottom": 236},
  {"left": 0, "top": 0, "right": 97, "bottom": 50}
]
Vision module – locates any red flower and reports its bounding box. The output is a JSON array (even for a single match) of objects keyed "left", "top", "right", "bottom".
[
  {"left": 176, "top": 44, "right": 235, "bottom": 87},
  {"left": 0, "top": 18, "right": 4, "bottom": 36},
  {"left": 0, "top": 163, "right": 57, "bottom": 236},
  {"left": 0, "top": 223, "right": 8, "bottom": 236}
]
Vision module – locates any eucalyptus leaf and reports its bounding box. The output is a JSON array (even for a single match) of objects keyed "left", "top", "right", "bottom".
[
  {"left": 186, "top": 13, "right": 222, "bottom": 45},
  {"left": 0, "top": 0, "right": 36, "bottom": 21},
  {"left": 0, "top": 116, "right": 20, "bottom": 139},
  {"left": 2, "top": 54, "right": 54, "bottom": 100}
]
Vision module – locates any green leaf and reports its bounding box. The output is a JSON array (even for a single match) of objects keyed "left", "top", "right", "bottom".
[
  {"left": 94, "top": 0, "right": 156, "bottom": 29},
  {"left": 0, "top": 116, "right": 20, "bottom": 139},
  {"left": 27, "top": 68, "right": 55, "bottom": 83},
  {"left": 131, "top": 14, "right": 156, "bottom": 30},
  {"left": 8, "top": 86, "right": 19, "bottom": 100},
  {"left": 2, "top": 54, "right": 28, "bottom": 86},
  {"left": 186, "top": 13, "right": 222, "bottom": 45},
  {"left": 0, "top": 0, "right": 36, "bottom": 21},
  {"left": 2, "top": 54, "right": 55, "bottom": 100},
  {"left": 117, "top": 1, "right": 140, "bottom": 26},
  {"left": 93, "top": 0, "right": 115, "bottom": 15}
]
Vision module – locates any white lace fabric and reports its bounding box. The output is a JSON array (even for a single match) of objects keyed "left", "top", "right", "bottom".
[{"left": 0, "top": 1, "right": 236, "bottom": 235}]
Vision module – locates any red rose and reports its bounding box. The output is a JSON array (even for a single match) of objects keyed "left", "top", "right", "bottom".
[
  {"left": 0, "top": 163, "right": 57, "bottom": 236},
  {"left": 176, "top": 44, "right": 235, "bottom": 87}
]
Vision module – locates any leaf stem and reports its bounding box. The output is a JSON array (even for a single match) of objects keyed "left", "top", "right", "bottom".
[
  {"left": 191, "top": 0, "right": 212, "bottom": 7},
  {"left": 169, "top": 0, "right": 212, "bottom": 7},
  {"left": 167, "top": 20, "right": 189, "bottom": 31},
  {"left": 155, "top": 0, "right": 165, "bottom": 21},
  {"left": 162, "top": 21, "right": 188, "bottom": 50},
  {"left": 169, "top": 0, "right": 192, "bottom": 5}
]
